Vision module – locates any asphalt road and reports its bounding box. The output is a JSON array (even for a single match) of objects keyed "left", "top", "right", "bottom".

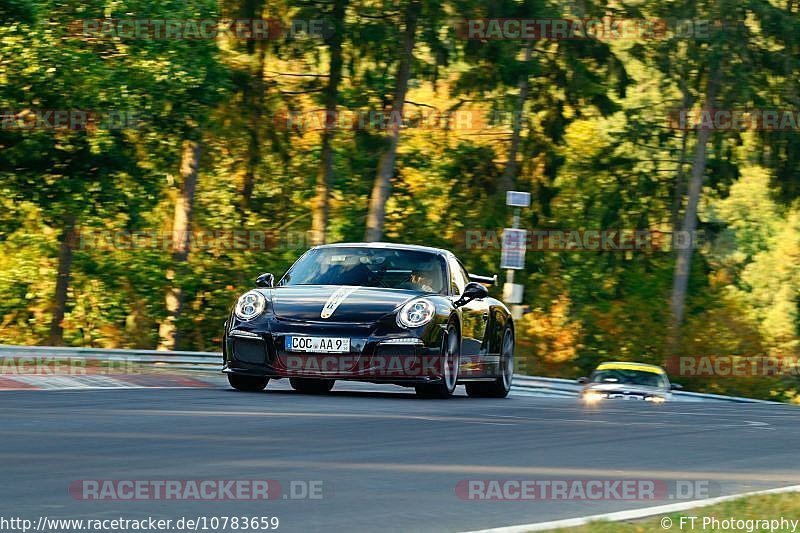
[{"left": 2, "top": 379, "right": 800, "bottom": 532}]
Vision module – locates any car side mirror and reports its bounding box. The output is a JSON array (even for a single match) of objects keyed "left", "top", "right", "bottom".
[
  {"left": 577, "top": 377, "right": 589, "bottom": 385},
  {"left": 255, "top": 273, "right": 274, "bottom": 288},
  {"left": 454, "top": 282, "right": 489, "bottom": 307},
  {"left": 670, "top": 383, "right": 683, "bottom": 390}
]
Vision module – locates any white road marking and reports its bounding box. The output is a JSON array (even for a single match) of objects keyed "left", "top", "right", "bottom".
[
  {"left": 216, "top": 459, "right": 800, "bottom": 483},
  {"left": 460, "top": 484, "right": 800, "bottom": 533}
]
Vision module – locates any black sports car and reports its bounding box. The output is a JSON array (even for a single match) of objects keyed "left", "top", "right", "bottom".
[{"left": 222, "top": 242, "right": 515, "bottom": 398}]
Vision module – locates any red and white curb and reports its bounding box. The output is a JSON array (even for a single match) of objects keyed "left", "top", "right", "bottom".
[
  {"left": 0, "top": 374, "right": 216, "bottom": 390},
  {"left": 461, "top": 484, "right": 800, "bottom": 532}
]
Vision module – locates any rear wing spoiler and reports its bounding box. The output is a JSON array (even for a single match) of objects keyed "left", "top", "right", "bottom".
[{"left": 469, "top": 273, "right": 498, "bottom": 286}]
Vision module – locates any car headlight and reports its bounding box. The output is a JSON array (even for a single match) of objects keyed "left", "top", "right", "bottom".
[
  {"left": 397, "top": 298, "right": 435, "bottom": 328},
  {"left": 582, "top": 391, "right": 605, "bottom": 404},
  {"left": 234, "top": 290, "right": 267, "bottom": 321}
]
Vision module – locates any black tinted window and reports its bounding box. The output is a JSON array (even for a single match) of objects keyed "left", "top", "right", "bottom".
[{"left": 279, "top": 247, "right": 448, "bottom": 294}]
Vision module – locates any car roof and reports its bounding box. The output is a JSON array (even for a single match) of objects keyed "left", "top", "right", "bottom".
[
  {"left": 312, "top": 242, "right": 450, "bottom": 256},
  {"left": 595, "top": 362, "right": 666, "bottom": 374}
]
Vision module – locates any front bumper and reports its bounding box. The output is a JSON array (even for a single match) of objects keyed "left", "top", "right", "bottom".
[
  {"left": 580, "top": 389, "right": 671, "bottom": 403},
  {"left": 223, "top": 319, "right": 447, "bottom": 384}
]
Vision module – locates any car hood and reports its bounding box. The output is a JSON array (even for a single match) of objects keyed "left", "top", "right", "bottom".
[
  {"left": 269, "top": 285, "right": 419, "bottom": 322},
  {"left": 584, "top": 383, "right": 669, "bottom": 397}
]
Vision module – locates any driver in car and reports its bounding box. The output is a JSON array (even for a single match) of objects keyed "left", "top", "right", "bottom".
[{"left": 400, "top": 270, "right": 435, "bottom": 293}]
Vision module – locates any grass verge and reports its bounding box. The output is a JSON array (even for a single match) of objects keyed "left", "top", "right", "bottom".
[{"left": 547, "top": 492, "right": 800, "bottom": 532}]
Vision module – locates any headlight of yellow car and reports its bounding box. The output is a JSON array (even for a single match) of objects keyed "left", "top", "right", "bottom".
[{"left": 582, "top": 391, "right": 605, "bottom": 404}]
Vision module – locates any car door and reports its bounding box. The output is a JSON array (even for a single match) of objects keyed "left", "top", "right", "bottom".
[{"left": 448, "top": 256, "right": 491, "bottom": 375}]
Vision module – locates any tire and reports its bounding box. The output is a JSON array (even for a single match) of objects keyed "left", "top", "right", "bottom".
[
  {"left": 289, "top": 378, "right": 335, "bottom": 394},
  {"left": 227, "top": 373, "right": 269, "bottom": 392},
  {"left": 415, "top": 321, "right": 460, "bottom": 398},
  {"left": 466, "top": 326, "right": 514, "bottom": 398}
]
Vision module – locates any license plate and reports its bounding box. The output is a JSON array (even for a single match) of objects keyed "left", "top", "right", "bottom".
[{"left": 285, "top": 336, "right": 350, "bottom": 353}]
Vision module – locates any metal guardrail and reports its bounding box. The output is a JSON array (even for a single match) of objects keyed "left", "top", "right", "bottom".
[
  {"left": 0, "top": 344, "right": 220, "bottom": 368},
  {"left": 0, "top": 344, "right": 779, "bottom": 403}
]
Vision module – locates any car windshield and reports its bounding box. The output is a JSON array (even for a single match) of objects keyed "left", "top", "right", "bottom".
[
  {"left": 590, "top": 369, "right": 667, "bottom": 388},
  {"left": 278, "top": 247, "right": 448, "bottom": 294}
]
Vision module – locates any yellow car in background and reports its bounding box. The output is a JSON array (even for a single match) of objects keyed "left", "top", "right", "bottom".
[{"left": 577, "top": 362, "right": 682, "bottom": 404}]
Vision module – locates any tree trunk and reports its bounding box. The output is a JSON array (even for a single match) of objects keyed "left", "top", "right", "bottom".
[
  {"left": 310, "top": 0, "right": 348, "bottom": 246},
  {"left": 669, "top": 127, "right": 689, "bottom": 235},
  {"left": 498, "top": 41, "right": 533, "bottom": 197},
  {"left": 238, "top": 0, "right": 266, "bottom": 220},
  {"left": 669, "top": 84, "right": 693, "bottom": 239},
  {"left": 158, "top": 139, "right": 201, "bottom": 351},
  {"left": 48, "top": 214, "right": 77, "bottom": 346},
  {"left": 670, "top": 71, "right": 719, "bottom": 335},
  {"left": 364, "top": 0, "right": 421, "bottom": 242}
]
